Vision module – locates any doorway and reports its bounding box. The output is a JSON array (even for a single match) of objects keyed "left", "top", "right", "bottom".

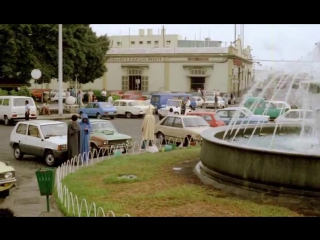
[
  {"left": 129, "top": 75, "right": 142, "bottom": 90},
  {"left": 190, "top": 77, "right": 205, "bottom": 91}
]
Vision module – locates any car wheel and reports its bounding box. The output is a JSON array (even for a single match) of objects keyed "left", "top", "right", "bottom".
[
  {"left": 126, "top": 112, "right": 132, "bottom": 118},
  {"left": 90, "top": 144, "right": 100, "bottom": 158},
  {"left": 96, "top": 113, "right": 101, "bottom": 119},
  {"left": 4, "top": 117, "right": 10, "bottom": 126},
  {"left": 110, "top": 116, "right": 115, "bottom": 120},
  {"left": 183, "top": 136, "right": 192, "bottom": 147},
  {"left": 13, "top": 145, "right": 24, "bottom": 160},
  {"left": 0, "top": 189, "right": 9, "bottom": 198},
  {"left": 157, "top": 132, "right": 166, "bottom": 144},
  {"left": 174, "top": 112, "right": 179, "bottom": 115},
  {"left": 44, "top": 150, "right": 56, "bottom": 166}
]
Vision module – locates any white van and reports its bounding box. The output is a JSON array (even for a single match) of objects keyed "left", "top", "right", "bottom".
[{"left": 0, "top": 96, "right": 37, "bottom": 126}]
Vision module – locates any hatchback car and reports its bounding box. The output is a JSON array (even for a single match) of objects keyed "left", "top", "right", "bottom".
[
  {"left": 79, "top": 102, "right": 117, "bottom": 119},
  {"left": 0, "top": 161, "right": 16, "bottom": 198},
  {"left": 186, "top": 111, "right": 225, "bottom": 127}
]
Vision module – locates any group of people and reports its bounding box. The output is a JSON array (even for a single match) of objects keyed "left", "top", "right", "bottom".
[{"left": 67, "top": 112, "right": 92, "bottom": 162}]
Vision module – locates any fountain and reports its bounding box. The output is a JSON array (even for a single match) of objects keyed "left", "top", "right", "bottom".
[{"left": 195, "top": 44, "right": 320, "bottom": 200}]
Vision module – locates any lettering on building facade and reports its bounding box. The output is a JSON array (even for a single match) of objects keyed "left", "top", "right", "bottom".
[
  {"left": 188, "top": 57, "right": 209, "bottom": 61},
  {"left": 107, "top": 57, "right": 163, "bottom": 62}
]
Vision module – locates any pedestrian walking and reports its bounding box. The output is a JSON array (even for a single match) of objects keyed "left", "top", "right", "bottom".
[
  {"left": 87, "top": 89, "right": 93, "bottom": 103},
  {"left": 77, "top": 90, "right": 84, "bottom": 107},
  {"left": 79, "top": 114, "right": 91, "bottom": 162},
  {"left": 108, "top": 94, "right": 113, "bottom": 104},
  {"left": 141, "top": 107, "right": 155, "bottom": 150},
  {"left": 101, "top": 88, "right": 107, "bottom": 101},
  {"left": 25, "top": 100, "right": 30, "bottom": 120},
  {"left": 67, "top": 115, "right": 80, "bottom": 160}
]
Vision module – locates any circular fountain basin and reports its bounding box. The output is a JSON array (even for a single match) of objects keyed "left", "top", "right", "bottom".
[{"left": 196, "top": 123, "right": 320, "bottom": 199}]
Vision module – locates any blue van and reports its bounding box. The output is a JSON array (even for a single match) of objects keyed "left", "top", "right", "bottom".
[{"left": 150, "top": 93, "right": 196, "bottom": 112}]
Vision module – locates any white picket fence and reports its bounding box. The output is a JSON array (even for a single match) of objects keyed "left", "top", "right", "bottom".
[{"left": 55, "top": 136, "right": 201, "bottom": 217}]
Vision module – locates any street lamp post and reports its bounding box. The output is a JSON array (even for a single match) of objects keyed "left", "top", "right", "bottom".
[{"left": 58, "top": 24, "right": 63, "bottom": 116}]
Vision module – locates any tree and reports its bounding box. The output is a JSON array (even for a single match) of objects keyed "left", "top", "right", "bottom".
[{"left": 0, "top": 24, "right": 109, "bottom": 85}]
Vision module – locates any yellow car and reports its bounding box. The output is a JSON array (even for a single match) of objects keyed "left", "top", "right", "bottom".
[{"left": 0, "top": 161, "right": 16, "bottom": 198}]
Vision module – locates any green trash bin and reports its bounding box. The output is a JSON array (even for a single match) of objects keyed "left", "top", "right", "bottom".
[{"left": 35, "top": 168, "right": 56, "bottom": 212}]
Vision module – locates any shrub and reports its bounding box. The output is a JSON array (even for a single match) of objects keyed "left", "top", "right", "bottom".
[
  {"left": 10, "top": 86, "right": 32, "bottom": 97},
  {"left": 0, "top": 88, "right": 8, "bottom": 96}
]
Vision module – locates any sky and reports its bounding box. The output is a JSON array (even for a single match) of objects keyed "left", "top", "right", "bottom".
[{"left": 91, "top": 24, "right": 320, "bottom": 70}]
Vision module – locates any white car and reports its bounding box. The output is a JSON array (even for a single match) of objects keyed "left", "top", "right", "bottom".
[
  {"left": 158, "top": 99, "right": 183, "bottom": 120},
  {"left": 51, "top": 92, "right": 66, "bottom": 102},
  {"left": 274, "top": 109, "right": 314, "bottom": 125},
  {"left": 50, "top": 89, "right": 67, "bottom": 99},
  {"left": 9, "top": 120, "right": 68, "bottom": 166},
  {"left": 265, "top": 100, "right": 291, "bottom": 111},
  {"left": 113, "top": 100, "right": 146, "bottom": 118},
  {"left": 155, "top": 115, "right": 211, "bottom": 146},
  {"left": 0, "top": 96, "right": 37, "bottom": 126},
  {"left": 202, "top": 96, "right": 225, "bottom": 109},
  {"left": 191, "top": 96, "right": 204, "bottom": 108},
  {"left": 0, "top": 161, "right": 16, "bottom": 198},
  {"left": 216, "top": 107, "right": 270, "bottom": 125},
  {"left": 130, "top": 100, "right": 155, "bottom": 113}
]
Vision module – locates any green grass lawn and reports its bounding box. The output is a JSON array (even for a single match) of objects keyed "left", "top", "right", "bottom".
[{"left": 58, "top": 148, "right": 300, "bottom": 217}]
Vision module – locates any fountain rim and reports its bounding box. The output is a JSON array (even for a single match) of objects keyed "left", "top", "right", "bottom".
[{"left": 201, "top": 123, "right": 320, "bottom": 158}]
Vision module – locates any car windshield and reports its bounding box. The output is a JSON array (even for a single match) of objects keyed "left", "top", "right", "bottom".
[
  {"left": 41, "top": 123, "right": 67, "bottom": 138},
  {"left": 14, "top": 98, "right": 34, "bottom": 106},
  {"left": 100, "top": 102, "right": 113, "bottom": 108},
  {"left": 91, "top": 121, "right": 118, "bottom": 133},
  {"left": 129, "top": 101, "right": 144, "bottom": 106},
  {"left": 205, "top": 97, "right": 214, "bottom": 101},
  {"left": 167, "top": 99, "right": 181, "bottom": 107},
  {"left": 183, "top": 117, "right": 210, "bottom": 127}
]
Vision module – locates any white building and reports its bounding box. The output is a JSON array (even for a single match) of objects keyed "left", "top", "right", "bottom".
[{"left": 30, "top": 29, "right": 253, "bottom": 96}]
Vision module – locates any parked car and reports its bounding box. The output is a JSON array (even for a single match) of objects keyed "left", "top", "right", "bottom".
[
  {"left": 0, "top": 96, "right": 37, "bottom": 126},
  {"left": 78, "top": 102, "right": 116, "bottom": 119},
  {"left": 0, "top": 161, "right": 16, "bottom": 198},
  {"left": 186, "top": 111, "right": 225, "bottom": 127},
  {"left": 50, "top": 89, "right": 67, "bottom": 99},
  {"left": 274, "top": 109, "right": 314, "bottom": 125},
  {"left": 113, "top": 100, "right": 146, "bottom": 118},
  {"left": 9, "top": 120, "right": 68, "bottom": 166},
  {"left": 244, "top": 97, "right": 290, "bottom": 120},
  {"left": 202, "top": 96, "right": 226, "bottom": 108},
  {"left": 155, "top": 115, "right": 211, "bottom": 146},
  {"left": 191, "top": 96, "right": 204, "bottom": 108},
  {"left": 130, "top": 101, "right": 155, "bottom": 113},
  {"left": 88, "top": 119, "right": 132, "bottom": 156},
  {"left": 51, "top": 92, "right": 66, "bottom": 102},
  {"left": 158, "top": 99, "right": 183, "bottom": 120},
  {"left": 216, "top": 107, "right": 270, "bottom": 125},
  {"left": 265, "top": 100, "right": 291, "bottom": 111}
]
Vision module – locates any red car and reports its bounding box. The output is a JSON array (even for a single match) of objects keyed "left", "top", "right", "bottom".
[{"left": 186, "top": 112, "right": 225, "bottom": 127}]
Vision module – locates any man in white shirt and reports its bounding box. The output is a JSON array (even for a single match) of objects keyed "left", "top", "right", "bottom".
[
  {"left": 185, "top": 97, "right": 191, "bottom": 108},
  {"left": 41, "top": 101, "right": 50, "bottom": 115},
  {"left": 101, "top": 89, "right": 107, "bottom": 101},
  {"left": 108, "top": 95, "right": 113, "bottom": 104},
  {"left": 87, "top": 89, "right": 94, "bottom": 103}
]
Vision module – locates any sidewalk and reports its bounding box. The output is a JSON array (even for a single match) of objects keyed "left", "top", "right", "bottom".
[
  {"left": 2, "top": 177, "right": 63, "bottom": 217},
  {"left": 37, "top": 113, "right": 73, "bottom": 120}
]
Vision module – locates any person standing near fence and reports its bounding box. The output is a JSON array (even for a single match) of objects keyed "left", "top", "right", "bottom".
[
  {"left": 141, "top": 106, "right": 155, "bottom": 150},
  {"left": 79, "top": 114, "right": 91, "bottom": 162},
  {"left": 67, "top": 115, "right": 80, "bottom": 160}
]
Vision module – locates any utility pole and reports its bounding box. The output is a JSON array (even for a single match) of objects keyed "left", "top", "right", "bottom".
[
  {"left": 162, "top": 26, "right": 165, "bottom": 47},
  {"left": 58, "top": 24, "right": 63, "bottom": 116}
]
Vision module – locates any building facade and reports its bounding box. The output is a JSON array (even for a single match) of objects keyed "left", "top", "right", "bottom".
[{"left": 30, "top": 34, "right": 253, "bottom": 96}]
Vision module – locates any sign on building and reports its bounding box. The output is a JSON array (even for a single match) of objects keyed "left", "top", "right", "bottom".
[{"left": 107, "top": 57, "right": 163, "bottom": 62}]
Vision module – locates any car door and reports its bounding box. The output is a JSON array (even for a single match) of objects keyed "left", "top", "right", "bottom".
[
  {"left": 14, "top": 123, "right": 29, "bottom": 153},
  {"left": 25, "top": 124, "right": 44, "bottom": 157},
  {"left": 92, "top": 103, "right": 100, "bottom": 116},
  {"left": 171, "top": 117, "right": 185, "bottom": 140},
  {"left": 113, "top": 101, "right": 121, "bottom": 114},
  {"left": 217, "top": 110, "right": 231, "bottom": 124},
  {"left": 160, "top": 116, "right": 175, "bottom": 140},
  {"left": 118, "top": 101, "right": 127, "bottom": 115},
  {"left": 84, "top": 103, "right": 93, "bottom": 116}
]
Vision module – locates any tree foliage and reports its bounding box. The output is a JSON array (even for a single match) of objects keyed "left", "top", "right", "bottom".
[{"left": 0, "top": 24, "right": 109, "bottom": 84}]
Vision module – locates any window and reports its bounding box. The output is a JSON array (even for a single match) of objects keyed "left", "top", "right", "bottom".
[
  {"left": 266, "top": 103, "right": 276, "bottom": 108},
  {"left": 151, "top": 96, "right": 159, "bottom": 103},
  {"left": 3, "top": 99, "right": 9, "bottom": 106},
  {"left": 131, "top": 41, "right": 135, "bottom": 45},
  {"left": 303, "top": 111, "right": 313, "bottom": 119},
  {"left": 120, "top": 102, "right": 127, "bottom": 106},
  {"left": 139, "top": 41, "right": 143, "bottom": 44},
  {"left": 217, "top": 111, "right": 228, "bottom": 118},
  {"left": 191, "top": 69, "right": 205, "bottom": 75},
  {"left": 14, "top": 98, "right": 34, "bottom": 106},
  {"left": 285, "top": 111, "right": 299, "bottom": 119},
  {"left": 93, "top": 104, "right": 99, "bottom": 108},
  {"left": 229, "top": 110, "right": 245, "bottom": 118},
  {"left": 202, "top": 115, "right": 213, "bottom": 121},
  {"left": 41, "top": 123, "right": 67, "bottom": 138},
  {"left": 86, "top": 103, "right": 93, "bottom": 108},
  {"left": 113, "top": 101, "right": 120, "bottom": 106},
  {"left": 173, "top": 118, "right": 183, "bottom": 128},
  {"left": 117, "top": 42, "right": 121, "bottom": 46},
  {"left": 183, "top": 117, "right": 209, "bottom": 127},
  {"left": 147, "top": 41, "right": 151, "bottom": 44},
  {"left": 122, "top": 76, "right": 129, "bottom": 91},
  {"left": 128, "top": 69, "right": 142, "bottom": 75},
  {"left": 164, "top": 117, "right": 175, "bottom": 126},
  {"left": 155, "top": 41, "right": 159, "bottom": 45},
  {"left": 141, "top": 76, "right": 149, "bottom": 91},
  {"left": 16, "top": 123, "right": 27, "bottom": 135},
  {"left": 28, "top": 125, "right": 41, "bottom": 138},
  {"left": 0, "top": 99, "right": 2, "bottom": 105},
  {"left": 166, "top": 40, "right": 171, "bottom": 44}
]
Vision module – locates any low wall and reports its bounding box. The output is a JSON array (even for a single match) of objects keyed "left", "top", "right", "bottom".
[{"left": 199, "top": 125, "right": 320, "bottom": 198}]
